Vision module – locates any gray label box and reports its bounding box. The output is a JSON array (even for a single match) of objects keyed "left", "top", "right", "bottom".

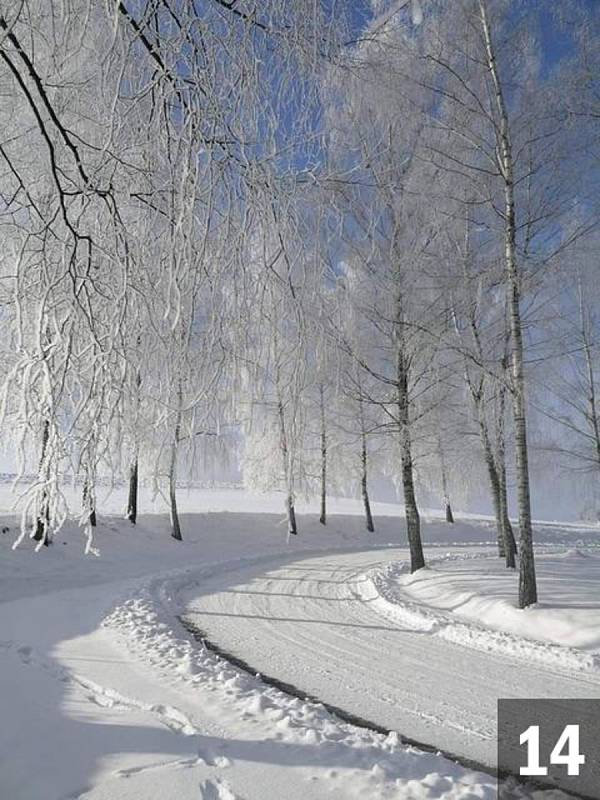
[{"left": 498, "top": 699, "right": 600, "bottom": 799}]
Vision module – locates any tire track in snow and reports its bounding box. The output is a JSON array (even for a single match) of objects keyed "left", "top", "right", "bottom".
[
  {"left": 179, "top": 613, "right": 493, "bottom": 777},
  {"left": 181, "top": 549, "right": 600, "bottom": 771}
]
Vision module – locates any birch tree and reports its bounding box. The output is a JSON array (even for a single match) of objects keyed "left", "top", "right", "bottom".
[{"left": 408, "top": 0, "right": 582, "bottom": 603}]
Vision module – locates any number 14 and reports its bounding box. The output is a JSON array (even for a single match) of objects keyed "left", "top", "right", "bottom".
[{"left": 520, "top": 724, "right": 585, "bottom": 777}]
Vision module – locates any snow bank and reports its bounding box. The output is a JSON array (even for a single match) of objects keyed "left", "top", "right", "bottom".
[
  {"left": 103, "top": 563, "right": 502, "bottom": 800},
  {"left": 362, "top": 552, "right": 600, "bottom": 673}
]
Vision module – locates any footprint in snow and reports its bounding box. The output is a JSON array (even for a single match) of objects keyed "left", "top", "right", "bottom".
[
  {"left": 115, "top": 746, "right": 232, "bottom": 779},
  {"left": 117, "top": 755, "right": 201, "bottom": 777},
  {"left": 199, "top": 778, "right": 239, "bottom": 800},
  {"left": 194, "top": 740, "right": 232, "bottom": 768}
]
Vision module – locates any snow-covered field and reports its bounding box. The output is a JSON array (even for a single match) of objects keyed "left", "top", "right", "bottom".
[{"left": 1, "top": 486, "right": 599, "bottom": 799}]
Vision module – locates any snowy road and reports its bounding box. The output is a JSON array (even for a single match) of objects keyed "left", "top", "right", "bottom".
[{"left": 183, "top": 548, "right": 600, "bottom": 768}]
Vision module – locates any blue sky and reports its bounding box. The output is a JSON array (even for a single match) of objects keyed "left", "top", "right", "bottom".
[{"left": 344, "top": 0, "right": 598, "bottom": 75}]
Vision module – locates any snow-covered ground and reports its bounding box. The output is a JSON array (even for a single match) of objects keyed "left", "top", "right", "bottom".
[
  {"left": 374, "top": 551, "right": 600, "bottom": 653},
  {"left": 180, "top": 548, "right": 600, "bottom": 771},
  {"left": 1, "top": 486, "right": 598, "bottom": 799}
]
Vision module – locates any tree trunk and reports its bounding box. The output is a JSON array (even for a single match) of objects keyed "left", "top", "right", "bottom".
[
  {"left": 83, "top": 480, "right": 97, "bottom": 528},
  {"left": 319, "top": 385, "right": 326, "bottom": 526},
  {"left": 286, "top": 492, "right": 298, "bottom": 537},
  {"left": 479, "top": 0, "right": 536, "bottom": 607},
  {"left": 33, "top": 419, "right": 50, "bottom": 546},
  {"left": 169, "top": 439, "right": 182, "bottom": 541},
  {"left": 126, "top": 459, "right": 138, "bottom": 524},
  {"left": 128, "top": 354, "right": 142, "bottom": 525},
  {"left": 34, "top": 499, "right": 50, "bottom": 545},
  {"left": 361, "top": 435, "right": 375, "bottom": 533},
  {"left": 401, "top": 437, "right": 424, "bottom": 572},
  {"left": 496, "top": 362, "right": 516, "bottom": 568},
  {"left": 486, "top": 458, "right": 504, "bottom": 557},
  {"left": 438, "top": 433, "right": 454, "bottom": 524},
  {"left": 397, "top": 334, "right": 425, "bottom": 572},
  {"left": 358, "top": 395, "right": 374, "bottom": 532},
  {"left": 498, "top": 466, "right": 516, "bottom": 568},
  {"left": 169, "top": 461, "right": 182, "bottom": 541},
  {"left": 277, "top": 397, "right": 297, "bottom": 536},
  {"left": 169, "top": 390, "right": 183, "bottom": 542},
  {"left": 475, "top": 400, "right": 506, "bottom": 557},
  {"left": 455, "top": 251, "right": 508, "bottom": 556},
  {"left": 361, "top": 438, "right": 374, "bottom": 534}
]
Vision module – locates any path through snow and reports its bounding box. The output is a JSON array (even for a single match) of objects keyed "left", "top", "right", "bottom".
[{"left": 182, "top": 549, "right": 600, "bottom": 769}]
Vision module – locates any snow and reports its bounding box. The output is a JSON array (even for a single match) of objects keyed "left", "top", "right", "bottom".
[
  {"left": 366, "top": 551, "right": 600, "bottom": 669},
  {"left": 179, "top": 547, "right": 600, "bottom": 773},
  {"left": 0, "top": 486, "right": 597, "bottom": 799}
]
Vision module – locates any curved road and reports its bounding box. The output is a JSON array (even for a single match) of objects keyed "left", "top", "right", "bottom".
[{"left": 182, "top": 548, "right": 600, "bottom": 768}]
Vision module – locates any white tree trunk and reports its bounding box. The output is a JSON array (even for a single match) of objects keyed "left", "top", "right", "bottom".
[
  {"left": 359, "top": 396, "right": 374, "bottom": 532},
  {"left": 437, "top": 432, "right": 454, "bottom": 523},
  {"left": 33, "top": 419, "right": 50, "bottom": 547},
  {"left": 277, "top": 397, "right": 297, "bottom": 537},
  {"left": 319, "top": 384, "right": 327, "bottom": 526},
  {"left": 479, "top": 0, "right": 536, "bottom": 606},
  {"left": 169, "top": 384, "right": 183, "bottom": 542},
  {"left": 395, "top": 293, "right": 424, "bottom": 572}
]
